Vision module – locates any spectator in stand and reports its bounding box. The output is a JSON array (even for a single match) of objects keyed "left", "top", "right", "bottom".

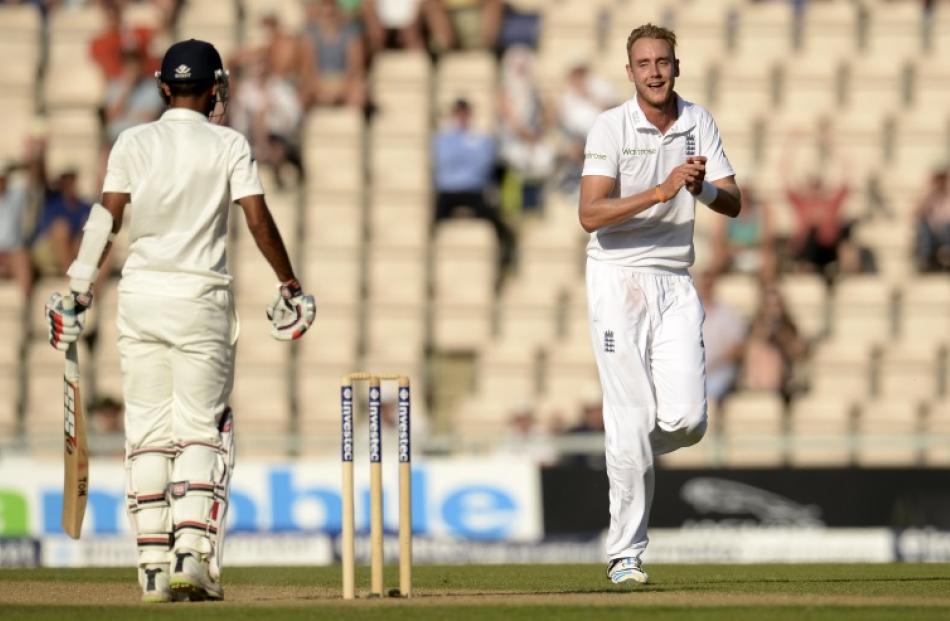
[
  {"left": 556, "top": 62, "right": 617, "bottom": 193},
  {"left": 913, "top": 167, "right": 950, "bottom": 272},
  {"left": 498, "top": 45, "right": 554, "bottom": 214},
  {"left": 90, "top": 0, "right": 160, "bottom": 83},
  {"left": 559, "top": 398, "right": 607, "bottom": 469},
  {"left": 785, "top": 174, "right": 851, "bottom": 277},
  {"left": 301, "top": 0, "right": 367, "bottom": 108},
  {"left": 495, "top": 407, "right": 558, "bottom": 466},
  {"left": 697, "top": 270, "right": 748, "bottom": 407},
  {"left": 256, "top": 13, "right": 307, "bottom": 84},
  {"left": 0, "top": 161, "right": 33, "bottom": 296},
  {"left": 104, "top": 46, "right": 164, "bottom": 144},
  {"left": 230, "top": 51, "right": 304, "bottom": 188},
  {"left": 362, "top": 0, "right": 453, "bottom": 53},
  {"left": 30, "top": 168, "right": 91, "bottom": 277},
  {"left": 712, "top": 184, "right": 775, "bottom": 278},
  {"left": 442, "top": 0, "right": 503, "bottom": 50},
  {"left": 739, "top": 285, "right": 807, "bottom": 402},
  {"left": 433, "top": 98, "right": 513, "bottom": 267}
]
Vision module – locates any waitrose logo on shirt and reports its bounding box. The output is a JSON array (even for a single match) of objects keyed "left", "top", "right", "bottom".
[
  {"left": 585, "top": 152, "right": 608, "bottom": 160},
  {"left": 623, "top": 147, "right": 656, "bottom": 156}
]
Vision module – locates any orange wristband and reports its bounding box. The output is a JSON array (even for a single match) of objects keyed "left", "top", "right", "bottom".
[{"left": 654, "top": 185, "right": 667, "bottom": 203}]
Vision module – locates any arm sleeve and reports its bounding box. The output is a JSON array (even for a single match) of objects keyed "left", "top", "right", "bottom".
[
  {"left": 700, "top": 110, "right": 735, "bottom": 182},
  {"left": 102, "top": 134, "right": 131, "bottom": 193},
  {"left": 581, "top": 114, "right": 619, "bottom": 178},
  {"left": 230, "top": 135, "right": 266, "bottom": 201}
]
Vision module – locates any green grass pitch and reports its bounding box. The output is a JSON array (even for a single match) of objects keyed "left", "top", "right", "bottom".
[{"left": 2, "top": 563, "right": 949, "bottom": 620}]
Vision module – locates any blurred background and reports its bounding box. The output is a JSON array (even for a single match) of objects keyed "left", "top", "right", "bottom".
[{"left": 0, "top": 0, "right": 948, "bottom": 568}]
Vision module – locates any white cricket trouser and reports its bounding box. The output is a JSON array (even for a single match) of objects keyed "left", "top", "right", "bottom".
[
  {"left": 585, "top": 258, "right": 707, "bottom": 562},
  {"left": 118, "top": 287, "right": 237, "bottom": 447},
  {"left": 118, "top": 286, "right": 237, "bottom": 564}
]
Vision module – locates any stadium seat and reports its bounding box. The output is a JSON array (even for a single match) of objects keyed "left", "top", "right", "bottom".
[
  {"left": 305, "top": 191, "right": 364, "bottom": 251},
  {"left": 517, "top": 219, "right": 585, "bottom": 296},
  {"left": 911, "top": 59, "right": 950, "bottom": 116},
  {"left": 23, "top": 340, "right": 92, "bottom": 437},
  {"left": 673, "top": 1, "right": 730, "bottom": 62},
  {"left": 367, "top": 246, "right": 427, "bottom": 306},
  {"left": 303, "top": 107, "right": 364, "bottom": 146},
  {"left": 829, "top": 276, "right": 894, "bottom": 347},
  {"left": 809, "top": 339, "right": 874, "bottom": 400},
  {"left": 178, "top": 0, "right": 238, "bottom": 58},
  {"left": 303, "top": 247, "right": 362, "bottom": 305},
  {"left": 231, "top": 363, "right": 292, "bottom": 454},
  {"left": 924, "top": 399, "right": 950, "bottom": 465},
  {"left": 854, "top": 399, "right": 922, "bottom": 466},
  {"left": 304, "top": 144, "right": 364, "bottom": 192},
  {"left": 778, "top": 273, "right": 828, "bottom": 341},
  {"left": 787, "top": 395, "right": 853, "bottom": 467},
  {"left": 432, "top": 304, "right": 492, "bottom": 351},
  {"left": 0, "top": 371, "right": 20, "bottom": 436},
  {"left": 242, "top": 0, "right": 305, "bottom": 43},
  {"left": 368, "top": 193, "right": 431, "bottom": 250},
  {"left": 714, "top": 273, "right": 761, "bottom": 322},
  {"left": 846, "top": 55, "right": 911, "bottom": 115},
  {"left": 296, "top": 361, "right": 362, "bottom": 443},
  {"left": 734, "top": 2, "right": 795, "bottom": 62},
  {"left": 890, "top": 112, "right": 950, "bottom": 179},
  {"left": 365, "top": 304, "right": 426, "bottom": 360},
  {"left": 496, "top": 277, "right": 561, "bottom": 349},
  {"left": 778, "top": 53, "right": 845, "bottom": 118},
  {"left": 876, "top": 344, "right": 941, "bottom": 401},
  {"left": 48, "top": 4, "right": 106, "bottom": 47},
  {"left": 433, "top": 220, "right": 497, "bottom": 306},
  {"left": 0, "top": 280, "right": 26, "bottom": 323},
  {"left": 864, "top": 1, "right": 925, "bottom": 56},
  {"left": 475, "top": 339, "right": 539, "bottom": 401},
  {"left": 852, "top": 220, "right": 915, "bottom": 284},
  {"left": 543, "top": 338, "right": 600, "bottom": 412},
  {"left": 720, "top": 391, "right": 786, "bottom": 467},
  {"left": 122, "top": 1, "right": 164, "bottom": 29},
  {"left": 436, "top": 52, "right": 497, "bottom": 132},
  {"left": 369, "top": 143, "right": 430, "bottom": 192},
  {"left": 800, "top": 1, "right": 859, "bottom": 57},
  {"left": 297, "top": 303, "right": 360, "bottom": 367},
  {"left": 899, "top": 276, "right": 950, "bottom": 347}
]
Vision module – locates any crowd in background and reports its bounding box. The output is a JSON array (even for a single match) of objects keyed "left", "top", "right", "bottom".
[{"left": 0, "top": 0, "right": 947, "bottom": 449}]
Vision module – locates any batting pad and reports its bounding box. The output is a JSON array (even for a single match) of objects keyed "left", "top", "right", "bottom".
[{"left": 126, "top": 446, "right": 175, "bottom": 565}]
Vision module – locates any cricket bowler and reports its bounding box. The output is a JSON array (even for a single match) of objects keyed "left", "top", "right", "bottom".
[
  {"left": 45, "top": 39, "right": 316, "bottom": 602},
  {"left": 578, "top": 24, "right": 741, "bottom": 584}
]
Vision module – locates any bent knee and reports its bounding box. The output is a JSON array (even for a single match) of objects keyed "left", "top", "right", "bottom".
[{"left": 660, "top": 403, "right": 707, "bottom": 446}]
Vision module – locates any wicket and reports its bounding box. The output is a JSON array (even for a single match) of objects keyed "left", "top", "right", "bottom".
[{"left": 340, "top": 372, "right": 412, "bottom": 599}]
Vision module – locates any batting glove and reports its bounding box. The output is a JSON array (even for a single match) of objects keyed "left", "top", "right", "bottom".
[
  {"left": 266, "top": 279, "right": 316, "bottom": 341},
  {"left": 46, "top": 291, "right": 92, "bottom": 352}
]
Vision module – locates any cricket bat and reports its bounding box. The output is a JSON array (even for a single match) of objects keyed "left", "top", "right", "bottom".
[{"left": 61, "top": 295, "right": 88, "bottom": 539}]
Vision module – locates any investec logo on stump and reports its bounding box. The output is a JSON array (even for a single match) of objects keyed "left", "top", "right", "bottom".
[
  {"left": 398, "top": 387, "right": 411, "bottom": 463},
  {"left": 368, "top": 387, "right": 382, "bottom": 463},
  {"left": 341, "top": 387, "right": 354, "bottom": 462}
]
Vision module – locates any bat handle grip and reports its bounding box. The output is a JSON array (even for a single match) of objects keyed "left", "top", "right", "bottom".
[{"left": 61, "top": 293, "right": 80, "bottom": 376}]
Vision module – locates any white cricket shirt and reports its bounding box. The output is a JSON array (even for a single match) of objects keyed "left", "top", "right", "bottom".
[
  {"left": 103, "top": 108, "right": 264, "bottom": 296},
  {"left": 582, "top": 95, "right": 734, "bottom": 269}
]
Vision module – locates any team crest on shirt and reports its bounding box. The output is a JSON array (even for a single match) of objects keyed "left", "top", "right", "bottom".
[
  {"left": 174, "top": 64, "right": 192, "bottom": 79},
  {"left": 604, "top": 330, "right": 615, "bottom": 353},
  {"left": 685, "top": 132, "right": 696, "bottom": 156}
]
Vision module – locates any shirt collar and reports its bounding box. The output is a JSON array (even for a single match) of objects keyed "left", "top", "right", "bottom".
[
  {"left": 160, "top": 108, "right": 210, "bottom": 122},
  {"left": 631, "top": 94, "right": 690, "bottom": 134}
]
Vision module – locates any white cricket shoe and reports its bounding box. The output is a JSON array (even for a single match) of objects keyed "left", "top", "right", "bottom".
[
  {"left": 139, "top": 563, "right": 171, "bottom": 603},
  {"left": 607, "top": 558, "right": 649, "bottom": 585},
  {"left": 169, "top": 551, "right": 224, "bottom": 601}
]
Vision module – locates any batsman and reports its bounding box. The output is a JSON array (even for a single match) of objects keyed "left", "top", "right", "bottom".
[{"left": 45, "top": 39, "right": 315, "bottom": 603}]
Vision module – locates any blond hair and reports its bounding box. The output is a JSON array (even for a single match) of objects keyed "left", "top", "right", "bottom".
[{"left": 626, "top": 23, "right": 677, "bottom": 62}]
